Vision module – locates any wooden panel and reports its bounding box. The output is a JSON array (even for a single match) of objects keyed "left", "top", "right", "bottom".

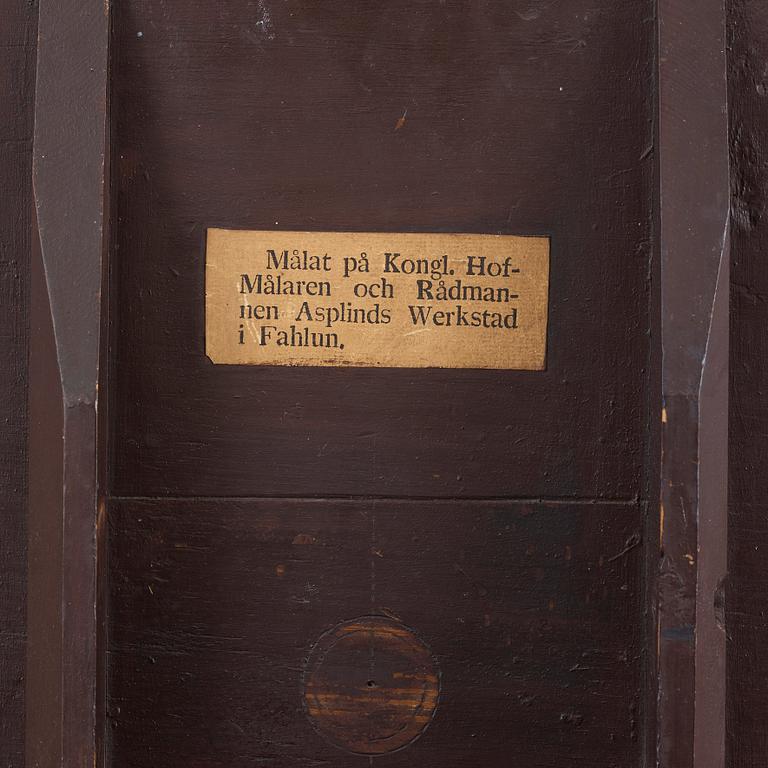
[
  {"left": 728, "top": 1, "right": 768, "bottom": 764},
  {"left": 108, "top": 499, "right": 644, "bottom": 768},
  {"left": 108, "top": 0, "right": 655, "bottom": 499},
  {"left": 0, "top": 0, "right": 36, "bottom": 762},
  {"left": 657, "top": 1, "right": 729, "bottom": 765},
  {"left": 105, "top": 3, "right": 656, "bottom": 766},
  {"left": 0, "top": 141, "right": 28, "bottom": 767}
]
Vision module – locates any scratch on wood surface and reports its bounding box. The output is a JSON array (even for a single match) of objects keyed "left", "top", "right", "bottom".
[
  {"left": 97, "top": 497, "right": 106, "bottom": 531},
  {"left": 607, "top": 532, "right": 642, "bottom": 563}
]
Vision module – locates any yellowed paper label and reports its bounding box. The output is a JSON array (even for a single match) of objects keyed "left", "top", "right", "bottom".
[{"left": 205, "top": 229, "right": 549, "bottom": 369}]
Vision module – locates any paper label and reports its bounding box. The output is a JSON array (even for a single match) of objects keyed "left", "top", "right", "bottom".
[{"left": 205, "top": 229, "right": 549, "bottom": 369}]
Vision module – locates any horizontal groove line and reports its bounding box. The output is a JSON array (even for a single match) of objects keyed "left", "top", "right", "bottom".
[{"left": 107, "top": 494, "right": 640, "bottom": 505}]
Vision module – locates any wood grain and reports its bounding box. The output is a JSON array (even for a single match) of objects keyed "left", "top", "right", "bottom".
[
  {"left": 0, "top": 0, "right": 36, "bottom": 763},
  {"left": 108, "top": 0, "right": 656, "bottom": 500},
  {"left": 108, "top": 498, "right": 644, "bottom": 768},
  {"left": 727, "top": 2, "right": 768, "bottom": 764},
  {"left": 105, "top": 3, "right": 657, "bottom": 766},
  {"left": 302, "top": 616, "right": 439, "bottom": 755}
]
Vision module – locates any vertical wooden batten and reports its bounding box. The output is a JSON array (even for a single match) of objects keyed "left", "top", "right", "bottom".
[
  {"left": 657, "top": 1, "right": 729, "bottom": 766},
  {"left": 726, "top": 2, "right": 768, "bottom": 765},
  {"left": 0, "top": 0, "right": 37, "bottom": 764},
  {"left": 31, "top": 0, "right": 109, "bottom": 765}
]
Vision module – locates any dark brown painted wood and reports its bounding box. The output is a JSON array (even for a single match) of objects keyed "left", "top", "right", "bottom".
[
  {"left": 108, "top": 0, "right": 656, "bottom": 501},
  {"left": 31, "top": 0, "right": 109, "bottom": 766},
  {"left": 0, "top": 0, "right": 36, "bottom": 764},
  {"left": 103, "top": 3, "right": 660, "bottom": 767},
  {"left": 727, "top": 2, "right": 768, "bottom": 765},
  {"left": 9, "top": 0, "right": 744, "bottom": 764},
  {"left": 108, "top": 499, "right": 644, "bottom": 768},
  {"left": 27, "top": 220, "right": 64, "bottom": 768},
  {"left": 7, "top": 0, "right": 765, "bottom": 764},
  {"left": 656, "top": 2, "right": 729, "bottom": 767}
]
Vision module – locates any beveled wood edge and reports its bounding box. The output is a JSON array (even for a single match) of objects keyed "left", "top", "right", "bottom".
[
  {"left": 657, "top": 0, "right": 729, "bottom": 766},
  {"left": 30, "top": 0, "right": 110, "bottom": 765}
]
